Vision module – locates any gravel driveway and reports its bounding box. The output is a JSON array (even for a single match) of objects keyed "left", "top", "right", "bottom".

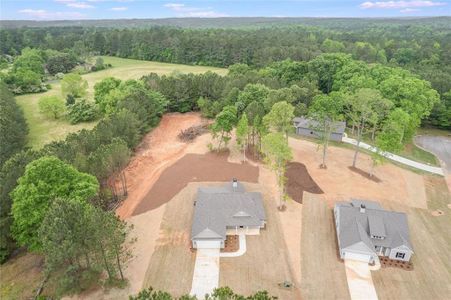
[{"left": 415, "top": 136, "right": 451, "bottom": 173}]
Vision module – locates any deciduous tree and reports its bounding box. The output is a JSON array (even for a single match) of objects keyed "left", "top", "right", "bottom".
[
  {"left": 38, "top": 95, "right": 65, "bottom": 119},
  {"left": 11, "top": 156, "right": 99, "bottom": 251},
  {"left": 308, "top": 92, "right": 345, "bottom": 168},
  {"left": 263, "top": 101, "right": 295, "bottom": 140},
  {"left": 261, "top": 133, "right": 292, "bottom": 209},
  {"left": 61, "top": 73, "right": 88, "bottom": 98}
]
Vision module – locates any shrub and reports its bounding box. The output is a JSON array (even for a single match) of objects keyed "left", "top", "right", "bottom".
[{"left": 67, "top": 99, "right": 98, "bottom": 124}]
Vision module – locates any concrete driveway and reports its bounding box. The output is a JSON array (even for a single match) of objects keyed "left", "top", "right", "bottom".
[
  {"left": 344, "top": 259, "right": 378, "bottom": 300},
  {"left": 415, "top": 135, "right": 451, "bottom": 173},
  {"left": 190, "top": 248, "right": 220, "bottom": 299}
]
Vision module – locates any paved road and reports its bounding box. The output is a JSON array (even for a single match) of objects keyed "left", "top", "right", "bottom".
[
  {"left": 342, "top": 137, "right": 444, "bottom": 176},
  {"left": 415, "top": 136, "right": 451, "bottom": 173}
]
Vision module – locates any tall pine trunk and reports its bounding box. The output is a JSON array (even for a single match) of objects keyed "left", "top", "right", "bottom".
[
  {"left": 100, "top": 244, "right": 113, "bottom": 279},
  {"left": 352, "top": 123, "right": 362, "bottom": 168},
  {"left": 115, "top": 249, "right": 124, "bottom": 281}
]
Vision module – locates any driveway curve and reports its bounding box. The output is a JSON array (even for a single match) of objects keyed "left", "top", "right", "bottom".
[{"left": 415, "top": 135, "right": 451, "bottom": 173}]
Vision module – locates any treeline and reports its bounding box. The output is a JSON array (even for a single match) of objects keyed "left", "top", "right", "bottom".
[
  {"left": 0, "top": 47, "right": 110, "bottom": 95},
  {"left": 144, "top": 54, "right": 439, "bottom": 135},
  {"left": 130, "top": 286, "right": 276, "bottom": 300},
  {"left": 1, "top": 23, "right": 449, "bottom": 127},
  {"left": 0, "top": 74, "right": 166, "bottom": 295},
  {"left": 0, "top": 83, "right": 28, "bottom": 167}
]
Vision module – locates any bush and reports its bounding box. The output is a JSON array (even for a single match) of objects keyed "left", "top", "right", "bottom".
[{"left": 67, "top": 99, "right": 98, "bottom": 124}]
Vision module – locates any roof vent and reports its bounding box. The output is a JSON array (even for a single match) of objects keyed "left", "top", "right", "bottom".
[{"left": 360, "top": 204, "right": 366, "bottom": 213}]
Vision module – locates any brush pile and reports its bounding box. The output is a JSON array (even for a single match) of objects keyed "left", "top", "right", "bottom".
[{"left": 178, "top": 124, "right": 208, "bottom": 142}]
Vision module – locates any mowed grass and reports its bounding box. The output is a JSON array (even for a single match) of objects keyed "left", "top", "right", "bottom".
[{"left": 16, "top": 56, "right": 228, "bottom": 149}]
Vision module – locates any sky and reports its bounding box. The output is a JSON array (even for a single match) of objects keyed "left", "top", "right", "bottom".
[{"left": 0, "top": 0, "right": 450, "bottom": 20}]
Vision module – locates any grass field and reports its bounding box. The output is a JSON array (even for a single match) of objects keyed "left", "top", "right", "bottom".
[{"left": 15, "top": 56, "right": 227, "bottom": 149}]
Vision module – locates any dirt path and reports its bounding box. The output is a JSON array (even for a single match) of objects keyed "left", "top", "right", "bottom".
[{"left": 116, "top": 112, "right": 205, "bottom": 219}]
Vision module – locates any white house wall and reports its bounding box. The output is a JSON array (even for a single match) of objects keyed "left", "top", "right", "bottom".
[
  {"left": 226, "top": 226, "right": 261, "bottom": 235},
  {"left": 388, "top": 247, "right": 412, "bottom": 262}
]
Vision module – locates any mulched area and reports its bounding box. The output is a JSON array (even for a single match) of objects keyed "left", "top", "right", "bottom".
[
  {"left": 348, "top": 166, "right": 382, "bottom": 183},
  {"left": 285, "top": 162, "right": 323, "bottom": 204},
  {"left": 221, "top": 235, "right": 239, "bottom": 253},
  {"left": 379, "top": 256, "right": 414, "bottom": 271},
  {"left": 132, "top": 151, "right": 259, "bottom": 215}
]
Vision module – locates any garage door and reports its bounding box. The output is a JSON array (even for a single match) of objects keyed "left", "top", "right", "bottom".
[
  {"left": 195, "top": 240, "right": 221, "bottom": 249},
  {"left": 344, "top": 252, "right": 372, "bottom": 263}
]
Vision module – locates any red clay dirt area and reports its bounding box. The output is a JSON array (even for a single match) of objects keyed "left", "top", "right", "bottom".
[
  {"left": 132, "top": 151, "right": 259, "bottom": 215},
  {"left": 116, "top": 112, "right": 207, "bottom": 219},
  {"left": 285, "top": 162, "right": 323, "bottom": 203}
]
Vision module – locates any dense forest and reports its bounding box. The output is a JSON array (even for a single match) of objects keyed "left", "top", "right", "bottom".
[{"left": 1, "top": 18, "right": 450, "bottom": 127}]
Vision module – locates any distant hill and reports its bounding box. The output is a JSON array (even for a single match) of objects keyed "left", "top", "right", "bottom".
[{"left": 1, "top": 17, "right": 451, "bottom": 29}]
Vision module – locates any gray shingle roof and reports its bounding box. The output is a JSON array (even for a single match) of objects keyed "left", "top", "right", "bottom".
[
  {"left": 192, "top": 184, "right": 266, "bottom": 241},
  {"left": 293, "top": 116, "right": 346, "bottom": 134},
  {"left": 335, "top": 200, "right": 413, "bottom": 252}
]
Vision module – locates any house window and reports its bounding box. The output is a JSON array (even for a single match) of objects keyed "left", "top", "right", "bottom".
[{"left": 395, "top": 252, "right": 405, "bottom": 259}]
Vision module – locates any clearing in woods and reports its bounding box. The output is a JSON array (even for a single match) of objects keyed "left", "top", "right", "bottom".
[{"left": 15, "top": 56, "right": 227, "bottom": 149}]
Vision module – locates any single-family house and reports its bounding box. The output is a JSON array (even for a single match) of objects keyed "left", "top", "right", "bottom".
[
  {"left": 191, "top": 180, "right": 266, "bottom": 249},
  {"left": 334, "top": 199, "right": 414, "bottom": 264},
  {"left": 293, "top": 116, "right": 346, "bottom": 142}
]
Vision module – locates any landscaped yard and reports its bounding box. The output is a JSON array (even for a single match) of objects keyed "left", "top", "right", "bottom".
[{"left": 15, "top": 56, "right": 227, "bottom": 149}]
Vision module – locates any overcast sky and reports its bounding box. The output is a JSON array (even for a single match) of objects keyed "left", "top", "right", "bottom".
[{"left": 1, "top": 0, "right": 450, "bottom": 20}]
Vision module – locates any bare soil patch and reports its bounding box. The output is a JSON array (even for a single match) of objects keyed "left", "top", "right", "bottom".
[
  {"left": 348, "top": 166, "right": 382, "bottom": 183},
  {"left": 289, "top": 138, "right": 428, "bottom": 209},
  {"left": 218, "top": 182, "right": 300, "bottom": 299},
  {"left": 132, "top": 152, "right": 259, "bottom": 216},
  {"left": 299, "top": 194, "right": 351, "bottom": 299},
  {"left": 116, "top": 112, "right": 204, "bottom": 219},
  {"left": 285, "top": 162, "right": 323, "bottom": 204},
  {"left": 245, "top": 145, "right": 263, "bottom": 163}
]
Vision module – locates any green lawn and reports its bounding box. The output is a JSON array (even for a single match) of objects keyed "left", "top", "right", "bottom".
[{"left": 16, "top": 56, "right": 228, "bottom": 149}]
